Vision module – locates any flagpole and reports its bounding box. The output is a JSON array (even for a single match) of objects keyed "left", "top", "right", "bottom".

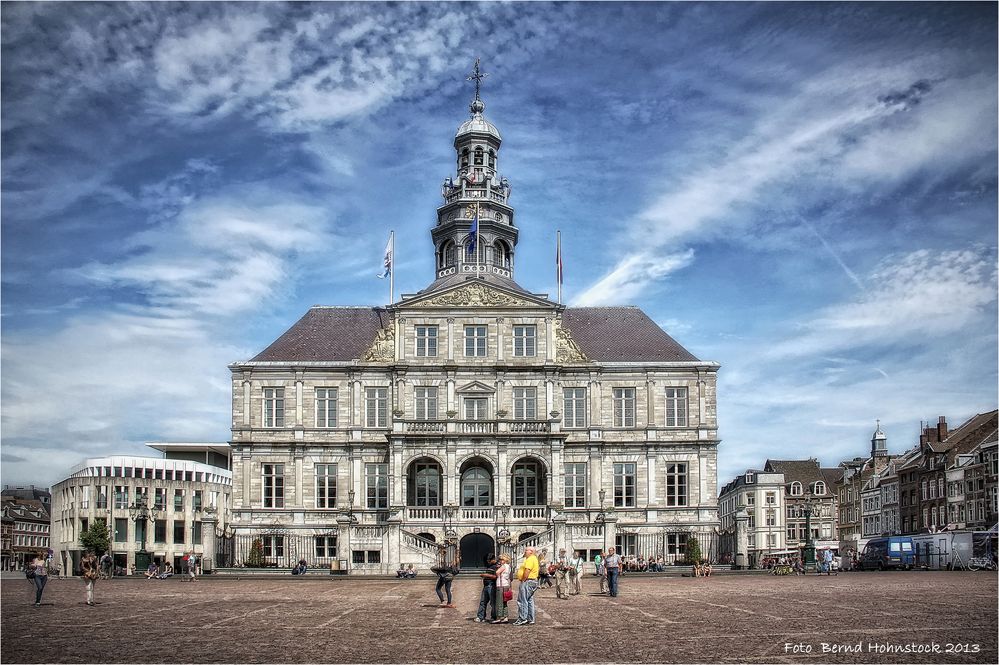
[
  {"left": 557, "top": 229, "right": 562, "bottom": 304},
  {"left": 389, "top": 230, "right": 395, "bottom": 304}
]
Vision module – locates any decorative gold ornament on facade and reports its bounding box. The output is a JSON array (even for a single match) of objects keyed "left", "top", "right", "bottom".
[
  {"left": 362, "top": 327, "right": 395, "bottom": 362},
  {"left": 421, "top": 283, "right": 531, "bottom": 308},
  {"left": 555, "top": 323, "right": 588, "bottom": 363}
]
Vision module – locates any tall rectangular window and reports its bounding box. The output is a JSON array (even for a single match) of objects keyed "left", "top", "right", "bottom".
[
  {"left": 513, "top": 325, "right": 536, "bottom": 357},
  {"left": 315, "top": 535, "right": 338, "bottom": 559},
  {"left": 366, "top": 463, "right": 388, "bottom": 509},
  {"left": 96, "top": 486, "right": 109, "bottom": 510},
  {"left": 173, "top": 489, "right": 184, "bottom": 512},
  {"left": 192, "top": 521, "right": 202, "bottom": 545},
  {"left": 153, "top": 487, "right": 166, "bottom": 510},
  {"left": 114, "top": 518, "right": 127, "bottom": 543},
  {"left": 665, "top": 387, "right": 688, "bottom": 427},
  {"left": 415, "top": 326, "right": 438, "bottom": 357},
  {"left": 316, "top": 388, "right": 337, "bottom": 428},
  {"left": 415, "top": 387, "right": 438, "bottom": 420},
  {"left": 315, "top": 463, "right": 337, "bottom": 509},
  {"left": 173, "top": 521, "right": 185, "bottom": 544},
  {"left": 614, "top": 462, "right": 637, "bottom": 508},
  {"left": 154, "top": 520, "right": 167, "bottom": 543},
  {"left": 464, "top": 325, "right": 487, "bottom": 357},
  {"left": 365, "top": 387, "right": 388, "bottom": 427},
  {"left": 464, "top": 397, "right": 488, "bottom": 420},
  {"left": 613, "top": 388, "right": 636, "bottom": 427},
  {"left": 564, "top": 462, "right": 587, "bottom": 508},
  {"left": 666, "top": 463, "right": 688, "bottom": 506},
  {"left": 263, "top": 387, "right": 284, "bottom": 427},
  {"left": 263, "top": 535, "right": 284, "bottom": 558},
  {"left": 513, "top": 387, "right": 537, "bottom": 420},
  {"left": 563, "top": 388, "right": 586, "bottom": 428},
  {"left": 114, "top": 486, "right": 129, "bottom": 509},
  {"left": 766, "top": 509, "right": 776, "bottom": 527},
  {"left": 263, "top": 464, "right": 285, "bottom": 508},
  {"left": 193, "top": 490, "right": 203, "bottom": 511}
]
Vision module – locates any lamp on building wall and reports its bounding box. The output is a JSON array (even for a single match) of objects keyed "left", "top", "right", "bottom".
[{"left": 127, "top": 493, "right": 160, "bottom": 572}]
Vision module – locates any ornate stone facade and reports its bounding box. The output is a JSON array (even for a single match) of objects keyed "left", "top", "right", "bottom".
[{"left": 227, "top": 71, "right": 721, "bottom": 573}]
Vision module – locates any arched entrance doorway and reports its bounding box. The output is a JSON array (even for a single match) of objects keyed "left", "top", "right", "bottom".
[{"left": 460, "top": 532, "right": 496, "bottom": 569}]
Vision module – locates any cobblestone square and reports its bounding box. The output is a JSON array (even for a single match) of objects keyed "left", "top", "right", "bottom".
[{"left": 2, "top": 571, "right": 995, "bottom": 663}]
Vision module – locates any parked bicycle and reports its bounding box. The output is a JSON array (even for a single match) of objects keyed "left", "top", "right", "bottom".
[{"left": 966, "top": 557, "right": 997, "bottom": 571}]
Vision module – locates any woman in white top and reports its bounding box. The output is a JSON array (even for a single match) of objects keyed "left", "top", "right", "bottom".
[{"left": 491, "top": 554, "right": 512, "bottom": 623}]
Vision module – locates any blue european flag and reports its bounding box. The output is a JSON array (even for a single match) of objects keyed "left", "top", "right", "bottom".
[{"left": 467, "top": 211, "right": 479, "bottom": 255}]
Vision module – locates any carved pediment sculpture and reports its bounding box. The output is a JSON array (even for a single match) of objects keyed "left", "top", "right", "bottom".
[
  {"left": 555, "top": 323, "right": 588, "bottom": 364},
  {"left": 362, "top": 326, "right": 395, "bottom": 362},
  {"left": 421, "top": 283, "right": 533, "bottom": 308}
]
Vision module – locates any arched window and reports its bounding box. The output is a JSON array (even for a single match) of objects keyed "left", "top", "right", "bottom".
[
  {"left": 474, "top": 147, "right": 484, "bottom": 166},
  {"left": 464, "top": 236, "right": 485, "bottom": 264},
  {"left": 460, "top": 148, "right": 469, "bottom": 169},
  {"left": 512, "top": 460, "right": 546, "bottom": 506},
  {"left": 812, "top": 481, "right": 826, "bottom": 496},
  {"left": 409, "top": 459, "right": 442, "bottom": 506},
  {"left": 438, "top": 241, "right": 455, "bottom": 269},
  {"left": 488, "top": 149, "right": 496, "bottom": 168},
  {"left": 461, "top": 467, "right": 492, "bottom": 507},
  {"left": 790, "top": 482, "right": 803, "bottom": 496},
  {"left": 493, "top": 240, "right": 511, "bottom": 268}
]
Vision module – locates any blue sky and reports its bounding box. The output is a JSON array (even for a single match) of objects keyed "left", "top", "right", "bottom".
[{"left": 2, "top": 2, "right": 996, "bottom": 489}]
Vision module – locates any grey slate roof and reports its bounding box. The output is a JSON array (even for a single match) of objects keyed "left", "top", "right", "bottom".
[
  {"left": 562, "top": 307, "right": 698, "bottom": 362},
  {"left": 251, "top": 307, "right": 390, "bottom": 362},
  {"left": 248, "top": 304, "right": 699, "bottom": 364}
]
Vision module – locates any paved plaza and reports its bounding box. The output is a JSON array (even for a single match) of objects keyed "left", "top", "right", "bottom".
[{"left": 1, "top": 571, "right": 996, "bottom": 663}]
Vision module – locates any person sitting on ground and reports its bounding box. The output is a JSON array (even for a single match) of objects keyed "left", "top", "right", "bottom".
[
  {"left": 158, "top": 563, "right": 174, "bottom": 579},
  {"left": 144, "top": 562, "right": 159, "bottom": 580},
  {"left": 693, "top": 561, "right": 703, "bottom": 577},
  {"left": 701, "top": 561, "right": 712, "bottom": 577},
  {"left": 404, "top": 563, "right": 416, "bottom": 579},
  {"left": 291, "top": 558, "right": 308, "bottom": 575}
]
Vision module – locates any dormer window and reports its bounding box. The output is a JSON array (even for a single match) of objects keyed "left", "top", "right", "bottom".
[
  {"left": 812, "top": 481, "right": 826, "bottom": 495},
  {"left": 745, "top": 472, "right": 754, "bottom": 484},
  {"left": 790, "top": 481, "right": 803, "bottom": 496}
]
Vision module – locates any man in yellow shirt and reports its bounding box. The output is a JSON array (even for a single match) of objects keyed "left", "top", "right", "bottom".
[{"left": 513, "top": 546, "right": 540, "bottom": 625}]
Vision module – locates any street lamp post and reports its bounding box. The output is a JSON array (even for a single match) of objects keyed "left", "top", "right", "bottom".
[
  {"left": 128, "top": 493, "right": 160, "bottom": 573},
  {"left": 801, "top": 492, "right": 818, "bottom": 571},
  {"left": 343, "top": 489, "right": 357, "bottom": 574},
  {"left": 596, "top": 489, "right": 607, "bottom": 554}
]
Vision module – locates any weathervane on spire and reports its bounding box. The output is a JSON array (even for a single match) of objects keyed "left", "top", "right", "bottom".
[{"left": 466, "top": 58, "right": 488, "bottom": 102}]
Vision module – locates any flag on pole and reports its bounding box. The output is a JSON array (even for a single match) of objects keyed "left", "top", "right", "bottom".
[
  {"left": 377, "top": 232, "right": 393, "bottom": 279},
  {"left": 467, "top": 207, "right": 479, "bottom": 257}
]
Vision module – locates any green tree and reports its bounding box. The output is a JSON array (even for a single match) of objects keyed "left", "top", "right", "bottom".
[
  {"left": 245, "top": 538, "right": 264, "bottom": 567},
  {"left": 80, "top": 518, "right": 111, "bottom": 555},
  {"left": 685, "top": 534, "right": 702, "bottom": 565}
]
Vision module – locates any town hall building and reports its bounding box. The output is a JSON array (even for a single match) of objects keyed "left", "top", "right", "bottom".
[{"left": 225, "top": 67, "right": 722, "bottom": 573}]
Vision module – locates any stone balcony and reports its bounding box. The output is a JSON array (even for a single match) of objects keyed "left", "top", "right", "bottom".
[{"left": 394, "top": 419, "right": 556, "bottom": 436}]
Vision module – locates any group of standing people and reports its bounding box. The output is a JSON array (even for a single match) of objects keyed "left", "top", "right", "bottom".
[{"left": 431, "top": 544, "right": 626, "bottom": 627}]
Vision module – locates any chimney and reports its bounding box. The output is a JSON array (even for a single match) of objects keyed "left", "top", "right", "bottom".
[
  {"left": 937, "top": 416, "right": 948, "bottom": 441},
  {"left": 919, "top": 433, "right": 928, "bottom": 451}
]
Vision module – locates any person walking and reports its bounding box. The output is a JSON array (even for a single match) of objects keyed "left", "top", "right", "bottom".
[
  {"left": 81, "top": 550, "right": 99, "bottom": 606},
  {"left": 186, "top": 551, "right": 198, "bottom": 581},
  {"left": 475, "top": 554, "right": 499, "bottom": 623},
  {"left": 28, "top": 552, "right": 48, "bottom": 606},
  {"left": 595, "top": 551, "right": 607, "bottom": 594},
  {"left": 553, "top": 548, "right": 570, "bottom": 600},
  {"left": 432, "top": 543, "right": 459, "bottom": 608},
  {"left": 492, "top": 554, "right": 512, "bottom": 624},
  {"left": 512, "top": 546, "right": 540, "bottom": 626},
  {"left": 567, "top": 550, "right": 583, "bottom": 595},
  {"left": 98, "top": 552, "right": 113, "bottom": 580},
  {"left": 822, "top": 548, "right": 837, "bottom": 576},
  {"left": 604, "top": 547, "right": 622, "bottom": 597}
]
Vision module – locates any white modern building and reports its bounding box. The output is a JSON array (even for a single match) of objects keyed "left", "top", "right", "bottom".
[{"left": 50, "top": 443, "right": 231, "bottom": 574}]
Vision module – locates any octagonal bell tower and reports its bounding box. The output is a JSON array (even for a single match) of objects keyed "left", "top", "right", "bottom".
[{"left": 432, "top": 59, "right": 519, "bottom": 287}]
